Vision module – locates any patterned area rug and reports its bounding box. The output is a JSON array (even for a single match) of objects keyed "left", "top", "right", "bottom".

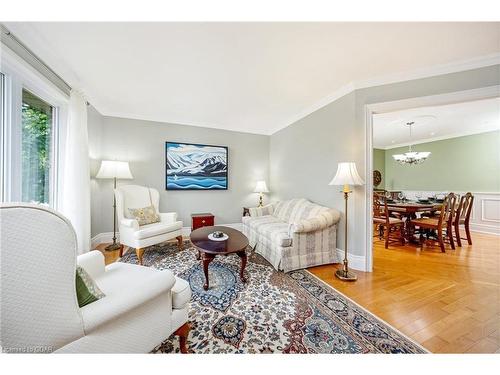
[{"left": 120, "top": 242, "right": 427, "bottom": 354}]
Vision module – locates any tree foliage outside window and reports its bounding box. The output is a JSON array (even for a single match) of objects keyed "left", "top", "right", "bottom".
[{"left": 21, "top": 89, "right": 52, "bottom": 204}]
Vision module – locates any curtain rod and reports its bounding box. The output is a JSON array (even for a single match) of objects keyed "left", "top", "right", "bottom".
[{"left": 1, "top": 24, "right": 73, "bottom": 97}]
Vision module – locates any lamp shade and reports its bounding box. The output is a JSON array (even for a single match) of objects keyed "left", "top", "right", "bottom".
[
  {"left": 328, "top": 162, "right": 364, "bottom": 186},
  {"left": 253, "top": 180, "right": 269, "bottom": 193},
  {"left": 96, "top": 160, "right": 133, "bottom": 179}
]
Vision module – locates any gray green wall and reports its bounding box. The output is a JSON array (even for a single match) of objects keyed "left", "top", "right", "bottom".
[
  {"left": 382, "top": 130, "right": 500, "bottom": 191},
  {"left": 373, "top": 148, "right": 386, "bottom": 189},
  {"left": 270, "top": 64, "right": 499, "bottom": 259},
  {"left": 88, "top": 64, "right": 500, "bottom": 261},
  {"left": 89, "top": 115, "right": 269, "bottom": 237}
]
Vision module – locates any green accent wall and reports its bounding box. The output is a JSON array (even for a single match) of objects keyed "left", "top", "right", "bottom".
[
  {"left": 383, "top": 130, "right": 500, "bottom": 192},
  {"left": 373, "top": 148, "right": 386, "bottom": 189}
]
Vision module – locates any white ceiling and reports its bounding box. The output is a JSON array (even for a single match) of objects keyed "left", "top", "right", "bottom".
[
  {"left": 373, "top": 97, "right": 500, "bottom": 149},
  {"left": 4, "top": 22, "right": 500, "bottom": 135}
]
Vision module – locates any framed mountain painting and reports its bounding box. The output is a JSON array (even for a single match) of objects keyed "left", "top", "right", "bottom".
[{"left": 165, "top": 142, "right": 228, "bottom": 190}]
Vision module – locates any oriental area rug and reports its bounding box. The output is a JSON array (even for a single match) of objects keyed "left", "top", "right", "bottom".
[{"left": 120, "top": 242, "right": 427, "bottom": 354}]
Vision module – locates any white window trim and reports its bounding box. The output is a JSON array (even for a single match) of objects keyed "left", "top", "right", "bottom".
[{"left": 1, "top": 45, "right": 68, "bottom": 208}]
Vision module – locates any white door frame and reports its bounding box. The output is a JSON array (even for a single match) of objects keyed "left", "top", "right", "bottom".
[{"left": 364, "top": 85, "right": 500, "bottom": 272}]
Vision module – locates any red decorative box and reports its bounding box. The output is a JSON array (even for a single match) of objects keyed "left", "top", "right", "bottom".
[{"left": 191, "top": 213, "right": 214, "bottom": 231}]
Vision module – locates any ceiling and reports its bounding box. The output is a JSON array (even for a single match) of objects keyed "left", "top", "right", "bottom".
[
  {"left": 4, "top": 22, "right": 500, "bottom": 135},
  {"left": 373, "top": 97, "right": 500, "bottom": 149}
]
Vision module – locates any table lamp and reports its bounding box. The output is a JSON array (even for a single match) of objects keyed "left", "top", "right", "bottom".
[
  {"left": 96, "top": 160, "right": 133, "bottom": 251},
  {"left": 329, "top": 162, "right": 364, "bottom": 281},
  {"left": 253, "top": 180, "right": 269, "bottom": 207}
]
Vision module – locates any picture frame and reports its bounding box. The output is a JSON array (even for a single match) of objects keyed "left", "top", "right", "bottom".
[{"left": 165, "top": 141, "right": 228, "bottom": 190}]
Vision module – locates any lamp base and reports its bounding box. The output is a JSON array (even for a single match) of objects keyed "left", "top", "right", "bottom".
[
  {"left": 335, "top": 268, "right": 357, "bottom": 281},
  {"left": 105, "top": 242, "right": 122, "bottom": 251}
]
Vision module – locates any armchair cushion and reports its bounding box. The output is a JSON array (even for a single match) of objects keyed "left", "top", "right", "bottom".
[{"left": 133, "top": 221, "right": 183, "bottom": 240}]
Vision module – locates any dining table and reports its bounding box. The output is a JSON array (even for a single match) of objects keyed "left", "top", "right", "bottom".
[{"left": 386, "top": 200, "right": 443, "bottom": 243}]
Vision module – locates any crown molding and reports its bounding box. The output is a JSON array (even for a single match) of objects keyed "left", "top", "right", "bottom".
[{"left": 270, "top": 53, "right": 500, "bottom": 135}]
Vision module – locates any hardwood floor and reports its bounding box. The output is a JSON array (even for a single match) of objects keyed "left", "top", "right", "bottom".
[{"left": 308, "top": 231, "right": 500, "bottom": 353}]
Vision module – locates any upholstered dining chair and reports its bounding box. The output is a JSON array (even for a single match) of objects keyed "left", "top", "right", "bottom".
[
  {"left": 115, "top": 185, "right": 183, "bottom": 265},
  {"left": 373, "top": 192, "right": 405, "bottom": 249},
  {"left": 0, "top": 203, "right": 191, "bottom": 353},
  {"left": 453, "top": 192, "right": 474, "bottom": 247},
  {"left": 410, "top": 192, "right": 457, "bottom": 252}
]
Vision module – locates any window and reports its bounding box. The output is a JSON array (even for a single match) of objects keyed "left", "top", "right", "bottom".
[
  {"left": 21, "top": 89, "right": 55, "bottom": 204},
  {"left": 1, "top": 49, "right": 65, "bottom": 208}
]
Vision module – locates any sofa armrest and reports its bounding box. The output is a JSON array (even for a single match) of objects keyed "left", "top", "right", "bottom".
[
  {"left": 81, "top": 269, "right": 176, "bottom": 333},
  {"left": 77, "top": 250, "right": 105, "bottom": 280},
  {"left": 248, "top": 204, "right": 274, "bottom": 217},
  {"left": 291, "top": 209, "right": 341, "bottom": 233},
  {"left": 159, "top": 212, "right": 178, "bottom": 224},
  {"left": 120, "top": 218, "right": 139, "bottom": 230}
]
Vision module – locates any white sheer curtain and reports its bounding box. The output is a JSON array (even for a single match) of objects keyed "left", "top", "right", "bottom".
[{"left": 60, "top": 90, "right": 90, "bottom": 254}]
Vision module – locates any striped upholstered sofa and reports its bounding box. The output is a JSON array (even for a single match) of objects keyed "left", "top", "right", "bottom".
[{"left": 242, "top": 198, "right": 341, "bottom": 272}]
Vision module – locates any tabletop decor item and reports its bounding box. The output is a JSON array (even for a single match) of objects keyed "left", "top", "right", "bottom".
[
  {"left": 166, "top": 142, "right": 228, "bottom": 190},
  {"left": 96, "top": 160, "right": 133, "bottom": 251},
  {"left": 208, "top": 231, "right": 229, "bottom": 241},
  {"left": 329, "top": 162, "right": 365, "bottom": 281},
  {"left": 253, "top": 180, "right": 269, "bottom": 207}
]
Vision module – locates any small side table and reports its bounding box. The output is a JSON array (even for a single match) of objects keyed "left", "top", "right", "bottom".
[{"left": 191, "top": 213, "right": 215, "bottom": 231}]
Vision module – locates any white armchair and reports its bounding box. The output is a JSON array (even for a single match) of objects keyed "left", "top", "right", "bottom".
[
  {"left": 0, "top": 203, "right": 191, "bottom": 353},
  {"left": 115, "top": 185, "right": 183, "bottom": 265}
]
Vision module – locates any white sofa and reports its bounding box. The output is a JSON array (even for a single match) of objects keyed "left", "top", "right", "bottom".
[
  {"left": 0, "top": 203, "right": 191, "bottom": 353},
  {"left": 115, "top": 185, "right": 184, "bottom": 265},
  {"left": 242, "top": 198, "right": 341, "bottom": 272}
]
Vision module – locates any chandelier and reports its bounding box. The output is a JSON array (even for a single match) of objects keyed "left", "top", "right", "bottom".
[{"left": 392, "top": 122, "right": 431, "bottom": 165}]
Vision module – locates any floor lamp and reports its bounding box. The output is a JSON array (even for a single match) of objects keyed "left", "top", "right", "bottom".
[
  {"left": 329, "top": 162, "right": 365, "bottom": 281},
  {"left": 96, "top": 160, "right": 133, "bottom": 251}
]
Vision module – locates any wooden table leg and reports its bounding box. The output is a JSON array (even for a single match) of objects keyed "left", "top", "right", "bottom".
[
  {"left": 202, "top": 253, "right": 215, "bottom": 290},
  {"left": 174, "top": 322, "right": 191, "bottom": 354},
  {"left": 237, "top": 250, "right": 247, "bottom": 283}
]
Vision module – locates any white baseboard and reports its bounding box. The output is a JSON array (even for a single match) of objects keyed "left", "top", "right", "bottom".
[
  {"left": 91, "top": 223, "right": 244, "bottom": 249},
  {"left": 91, "top": 232, "right": 116, "bottom": 249},
  {"left": 336, "top": 249, "right": 366, "bottom": 271},
  {"left": 470, "top": 223, "right": 500, "bottom": 236}
]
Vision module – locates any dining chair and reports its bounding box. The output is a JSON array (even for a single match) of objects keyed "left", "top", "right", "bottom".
[
  {"left": 373, "top": 192, "right": 405, "bottom": 249},
  {"left": 453, "top": 192, "right": 474, "bottom": 247},
  {"left": 410, "top": 192, "right": 457, "bottom": 252}
]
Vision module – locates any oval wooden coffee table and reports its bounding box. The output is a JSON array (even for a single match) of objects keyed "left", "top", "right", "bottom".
[{"left": 190, "top": 225, "right": 249, "bottom": 290}]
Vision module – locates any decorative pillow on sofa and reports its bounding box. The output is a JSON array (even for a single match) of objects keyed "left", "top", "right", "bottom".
[
  {"left": 249, "top": 204, "right": 274, "bottom": 217},
  {"left": 76, "top": 266, "right": 105, "bottom": 308},
  {"left": 127, "top": 205, "right": 160, "bottom": 226}
]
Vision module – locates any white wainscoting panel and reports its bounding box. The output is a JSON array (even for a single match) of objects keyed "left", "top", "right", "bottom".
[{"left": 397, "top": 191, "right": 500, "bottom": 236}]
